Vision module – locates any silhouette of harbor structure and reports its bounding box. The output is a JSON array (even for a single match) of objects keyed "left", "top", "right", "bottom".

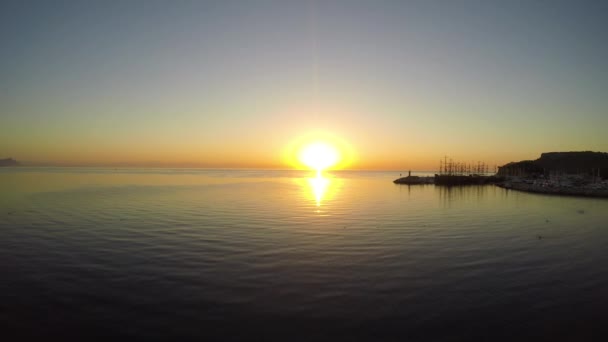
[
  {"left": 438, "top": 156, "right": 496, "bottom": 176},
  {"left": 394, "top": 156, "right": 502, "bottom": 185},
  {"left": 0, "top": 158, "right": 18, "bottom": 167},
  {"left": 394, "top": 152, "right": 608, "bottom": 196}
]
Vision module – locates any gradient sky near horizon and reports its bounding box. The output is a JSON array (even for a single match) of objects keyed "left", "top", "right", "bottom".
[{"left": 1, "top": 0, "right": 607, "bottom": 170}]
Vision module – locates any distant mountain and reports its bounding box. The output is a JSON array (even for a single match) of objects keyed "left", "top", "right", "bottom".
[
  {"left": 498, "top": 151, "right": 608, "bottom": 178},
  {"left": 0, "top": 158, "right": 19, "bottom": 167}
]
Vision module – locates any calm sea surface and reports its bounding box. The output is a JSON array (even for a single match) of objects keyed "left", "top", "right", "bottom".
[{"left": 1, "top": 168, "right": 608, "bottom": 340}]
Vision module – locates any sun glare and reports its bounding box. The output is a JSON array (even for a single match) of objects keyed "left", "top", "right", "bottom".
[
  {"left": 299, "top": 142, "right": 340, "bottom": 173},
  {"left": 284, "top": 132, "right": 354, "bottom": 171}
]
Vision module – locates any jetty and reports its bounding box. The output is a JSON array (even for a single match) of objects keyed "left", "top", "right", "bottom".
[
  {"left": 393, "top": 171, "right": 434, "bottom": 184},
  {"left": 394, "top": 158, "right": 503, "bottom": 186},
  {"left": 393, "top": 175, "right": 434, "bottom": 185},
  {"left": 434, "top": 174, "right": 504, "bottom": 185},
  {"left": 394, "top": 174, "right": 503, "bottom": 186},
  {"left": 0, "top": 158, "right": 18, "bottom": 167}
]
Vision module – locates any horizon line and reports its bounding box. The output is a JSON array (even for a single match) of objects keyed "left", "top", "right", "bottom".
[{"left": 2, "top": 165, "right": 443, "bottom": 172}]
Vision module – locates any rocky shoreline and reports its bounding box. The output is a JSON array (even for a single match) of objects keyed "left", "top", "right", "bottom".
[
  {"left": 496, "top": 181, "right": 608, "bottom": 198},
  {"left": 393, "top": 175, "right": 608, "bottom": 198}
]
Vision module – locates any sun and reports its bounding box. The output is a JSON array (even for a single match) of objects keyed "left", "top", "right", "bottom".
[
  {"left": 284, "top": 131, "right": 354, "bottom": 171},
  {"left": 298, "top": 141, "right": 340, "bottom": 173}
]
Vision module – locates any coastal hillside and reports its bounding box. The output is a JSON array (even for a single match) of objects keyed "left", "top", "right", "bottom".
[
  {"left": 498, "top": 151, "right": 608, "bottom": 179},
  {"left": 0, "top": 158, "right": 19, "bottom": 167}
]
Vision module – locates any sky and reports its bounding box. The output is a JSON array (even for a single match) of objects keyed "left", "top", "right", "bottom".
[{"left": 1, "top": 0, "right": 607, "bottom": 170}]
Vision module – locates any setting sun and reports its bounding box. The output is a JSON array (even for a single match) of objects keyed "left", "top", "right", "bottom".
[
  {"left": 284, "top": 132, "right": 354, "bottom": 171},
  {"left": 298, "top": 142, "right": 340, "bottom": 172}
]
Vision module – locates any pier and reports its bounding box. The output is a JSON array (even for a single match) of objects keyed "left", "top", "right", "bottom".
[
  {"left": 394, "top": 157, "right": 503, "bottom": 185},
  {"left": 393, "top": 174, "right": 504, "bottom": 185}
]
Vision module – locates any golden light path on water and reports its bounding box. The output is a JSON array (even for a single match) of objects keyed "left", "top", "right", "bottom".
[{"left": 308, "top": 174, "right": 330, "bottom": 207}]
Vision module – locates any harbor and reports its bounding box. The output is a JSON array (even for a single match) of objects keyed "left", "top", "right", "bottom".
[
  {"left": 394, "top": 152, "right": 608, "bottom": 198},
  {"left": 496, "top": 176, "right": 608, "bottom": 198},
  {"left": 393, "top": 173, "right": 504, "bottom": 186},
  {"left": 394, "top": 157, "right": 504, "bottom": 186}
]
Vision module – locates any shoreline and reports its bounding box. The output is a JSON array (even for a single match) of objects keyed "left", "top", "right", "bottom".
[
  {"left": 495, "top": 182, "right": 608, "bottom": 199},
  {"left": 393, "top": 175, "right": 608, "bottom": 199}
]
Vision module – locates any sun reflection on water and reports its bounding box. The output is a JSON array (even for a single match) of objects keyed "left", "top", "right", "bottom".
[
  {"left": 296, "top": 171, "right": 341, "bottom": 210},
  {"left": 309, "top": 174, "right": 330, "bottom": 207}
]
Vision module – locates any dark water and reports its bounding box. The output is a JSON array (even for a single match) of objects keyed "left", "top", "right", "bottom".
[{"left": 1, "top": 168, "right": 608, "bottom": 341}]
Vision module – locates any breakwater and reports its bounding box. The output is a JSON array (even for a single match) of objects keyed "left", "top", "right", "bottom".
[
  {"left": 394, "top": 174, "right": 504, "bottom": 186},
  {"left": 435, "top": 175, "right": 504, "bottom": 185}
]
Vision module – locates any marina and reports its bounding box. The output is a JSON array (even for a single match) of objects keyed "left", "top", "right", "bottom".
[{"left": 394, "top": 153, "right": 608, "bottom": 198}]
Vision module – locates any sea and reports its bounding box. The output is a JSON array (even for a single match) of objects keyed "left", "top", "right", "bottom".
[{"left": 1, "top": 168, "right": 607, "bottom": 341}]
